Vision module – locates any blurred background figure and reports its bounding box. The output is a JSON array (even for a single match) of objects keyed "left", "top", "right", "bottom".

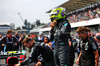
[
  {"left": 43, "top": 36, "right": 52, "bottom": 49},
  {"left": 33, "top": 34, "right": 38, "bottom": 42},
  {"left": 0, "top": 35, "right": 3, "bottom": 52},
  {"left": 0, "top": 35, "right": 2, "bottom": 39},
  {"left": 19, "top": 34, "right": 25, "bottom": 51},
  {"left": 38, "top": 35, "right": 43, "bottom": 42},
  {"left": 15, "top": 31, "right": 20, "bottom": 40}
]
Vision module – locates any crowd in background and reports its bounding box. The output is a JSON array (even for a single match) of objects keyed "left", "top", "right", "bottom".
[
  {"left": 0, "top": 30, "right": 99, "bottom": 54},
  {"left": 67, "top": 3, "right": 100, "bottom": 23},
  {"left": 0, "top": 32, "right": 52, "bottom": 52}
]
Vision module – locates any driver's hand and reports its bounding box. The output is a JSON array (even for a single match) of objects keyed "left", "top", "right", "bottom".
[
  {"left": 50, "top": 20, "right": 57, "bottom": 29},
  {"left": 50, "top": 22, "right": 54, "bottom": 29},
  {"left": 15, "top": 63, "right": 21, "bottom": 66}
]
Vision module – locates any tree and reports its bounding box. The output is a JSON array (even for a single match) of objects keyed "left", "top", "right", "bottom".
[
  {"left": 22, "top": 19, "right": 35, "bottom": 30},
  {"left": 22, "top": 26, "right": 26, "bottom": 29},
  {"left": 41, "top": 23, "right": 46, "bottom": 25},
  {"left": 36, "top": 19, "right": 41, "bottom": 26},
  {"left": 21, "top": 19, "right": 41, "bottom": 32},
  {"left": 24, "top": 19, "right": 28, "bottom": 26},
  {"left": 27, "top": 22, "right": 30, "bottom": 29},
  {"left": 16, "top": 27, "right": 21, "bottom": 30},
  {"left": 30, "top": 24, "right": 35, "bottom": 29}
]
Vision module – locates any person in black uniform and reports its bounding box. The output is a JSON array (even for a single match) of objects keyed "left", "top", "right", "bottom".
[
  {"left": 50, "top": 7, "right": 71, "bottom": 66},
  {"left": 68, "top": 36, "right": 75, "bottom": 66},
  {"left": 76, "top": 26, "right": 99, "bottom": 66},
  {"left": 18, "top": 34, "right": 25, "bottom": 51},
  {"left": 0, "top": 30, "right": 18, "bottom": 51},
  {"left": 94, "top": 33, "right": 100, "bottom": 56},
  {"left": 15, "top": 37, "right": 55, "bottom": 66}
]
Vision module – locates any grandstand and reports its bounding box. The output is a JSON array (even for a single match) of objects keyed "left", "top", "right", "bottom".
[
  {"left": 0, "top": 24, "right": 10, "bottom": 35},
  {"left": 47, "top": 0, "right": 100, "bottom": 13},
  {"left": 14, "top": 29, "right": 28, "bottom": 34},
  {"left": 30, "top": 25, "right": 46, "bottom": 35},
  {"left": 46, "top": 0, "right": 100, "bottom": 37}
]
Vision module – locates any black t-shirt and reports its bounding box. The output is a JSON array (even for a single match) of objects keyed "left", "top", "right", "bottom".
[{"left": 79, "top": 36, "right": 97, "bottom": 66}]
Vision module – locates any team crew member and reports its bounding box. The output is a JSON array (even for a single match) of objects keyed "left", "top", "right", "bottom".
[
  {"left": 0, "top": 30, "right": 18, "bottom": 51},
  {"left": 76, "top": 26, "right": 99, "bottom": 66},
  {"left": 86, "top": 27, "right": 99, "bottom": 50},
  {"left": 68, "top": 36, "right": 75, "bottom": 66},
  {"left": 94, "top": 33, "right": 100, "bottom": 56},
  {"left": 50, "top": 7, "right": 71, "bottom": 66},
  {"left": 15, "top": 37, "right": 55, "bottom": 66}
]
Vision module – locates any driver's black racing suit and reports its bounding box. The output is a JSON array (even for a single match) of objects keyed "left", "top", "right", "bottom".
[
  {"left": 20, "top": 43, "right": 55, "bottom": 66},
  {"left": 50, "top": 19, "right": 71, "bottom": 66}
]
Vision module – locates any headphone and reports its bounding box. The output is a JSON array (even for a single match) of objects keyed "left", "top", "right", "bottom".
[{"left": 96, "top": 35, "right": 100, "bottom": 40}]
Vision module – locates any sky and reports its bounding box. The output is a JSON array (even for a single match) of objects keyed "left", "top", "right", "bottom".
[{"left": 0, "top": 0, "right": 68, "bottom": 28}]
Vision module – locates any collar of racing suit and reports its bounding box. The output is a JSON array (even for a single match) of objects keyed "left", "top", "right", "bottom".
[
  {"left": 56, "top": 18, "right": 65, "bottom": 26},
  {"left": 55, "top": 18, "right": 68, "bottom": 29}
]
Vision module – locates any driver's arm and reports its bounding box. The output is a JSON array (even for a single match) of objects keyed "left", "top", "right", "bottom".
[
  {"left": 50, "top": 29, "right": 54, "bottom": 41},
  {"left": 20, "top": 45, "right": 40, "bottom": 65}
]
